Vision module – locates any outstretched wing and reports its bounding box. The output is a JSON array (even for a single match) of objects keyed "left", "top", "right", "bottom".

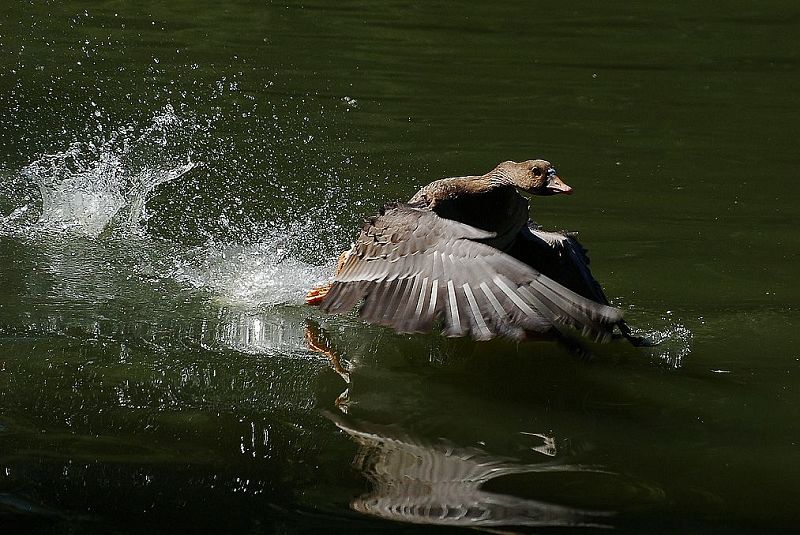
[
  {"left": 509, "top": 223, "right": 612, "bottom": 305},
  {"left": 319, "top": 204, "right": 622, "bottom": 341}
]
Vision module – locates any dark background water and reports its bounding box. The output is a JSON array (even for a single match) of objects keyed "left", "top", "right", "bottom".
[{"left": 1, "top": 1, "right": 798, "bottom": 533}]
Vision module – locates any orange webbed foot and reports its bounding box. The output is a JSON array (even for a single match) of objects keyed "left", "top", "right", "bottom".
[{"left": 305, "top": 282, "right": 333, "bottom": 306}]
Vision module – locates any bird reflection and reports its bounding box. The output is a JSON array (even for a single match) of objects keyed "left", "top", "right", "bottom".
[
  {"left": 305, "top": 320, "right": 612, "bottom": 529},
  {"left": 327, "top": 412, "right": 611, "bottom": 529}
]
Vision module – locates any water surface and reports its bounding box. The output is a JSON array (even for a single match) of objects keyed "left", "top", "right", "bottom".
[{"left": 1, "top": 1, "right": 798, "bottom": 533}]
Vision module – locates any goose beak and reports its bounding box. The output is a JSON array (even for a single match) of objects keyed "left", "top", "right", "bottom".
[{"left": 546, "top": 174, "right": 573, "bottom": 195}]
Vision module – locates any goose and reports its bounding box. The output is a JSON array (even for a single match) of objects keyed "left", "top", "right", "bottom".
[{"left": 306, "top": 159, "right": 644, "bottom": 345}]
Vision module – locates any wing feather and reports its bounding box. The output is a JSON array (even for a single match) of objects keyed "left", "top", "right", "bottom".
[{"left": 318, "top": 204, "right": 622, "bottom": 341}]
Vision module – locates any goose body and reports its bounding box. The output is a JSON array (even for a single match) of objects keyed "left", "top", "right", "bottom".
[{"left": 307, "top": 159, "right": 639, "bottom": 344}]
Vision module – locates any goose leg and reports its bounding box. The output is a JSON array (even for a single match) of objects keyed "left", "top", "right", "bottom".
[
  {"left": 304, "top": 319, "right": 351, "bottom": 383},
  {"left": 617, "top": 320, "right": 657, "bottom": 347}
]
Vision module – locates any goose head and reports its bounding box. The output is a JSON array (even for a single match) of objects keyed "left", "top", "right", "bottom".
[{"left": 492, "top": 159, "right": 573, "bottom": 196}]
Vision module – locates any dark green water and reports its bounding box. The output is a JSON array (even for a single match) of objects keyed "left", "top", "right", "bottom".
[{"left": 1, "top": 1, "right": 798, "bottom": 533}]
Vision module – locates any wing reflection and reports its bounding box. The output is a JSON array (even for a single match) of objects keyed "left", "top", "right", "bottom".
[{"left": 328, "top": 412, "right": 611, "bottom": 529}]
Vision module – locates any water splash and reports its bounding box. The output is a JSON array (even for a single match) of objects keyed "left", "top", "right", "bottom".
[
  {"left": 646, "top": 322, "right": 693, "bottom": 368},
  {"left": 626, "top": 320, "right": 693, "bottom": 368},
  {"left": 1, "top": 100, "right": 350, "bottom": 356},
  {"left": 175, "top": 227, "right": 332, "bottom": 308},
  {"left": 16, "top": 105, "right": 198, "bottom": 238}
]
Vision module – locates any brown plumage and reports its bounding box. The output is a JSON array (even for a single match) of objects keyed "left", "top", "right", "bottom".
[{"left": 307, "top": 159, "right": 640, "bottom": 344}]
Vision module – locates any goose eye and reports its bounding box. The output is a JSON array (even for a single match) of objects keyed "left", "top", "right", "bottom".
[{"left": 532, "top": 167, "right": 542, "bottom": 177}]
